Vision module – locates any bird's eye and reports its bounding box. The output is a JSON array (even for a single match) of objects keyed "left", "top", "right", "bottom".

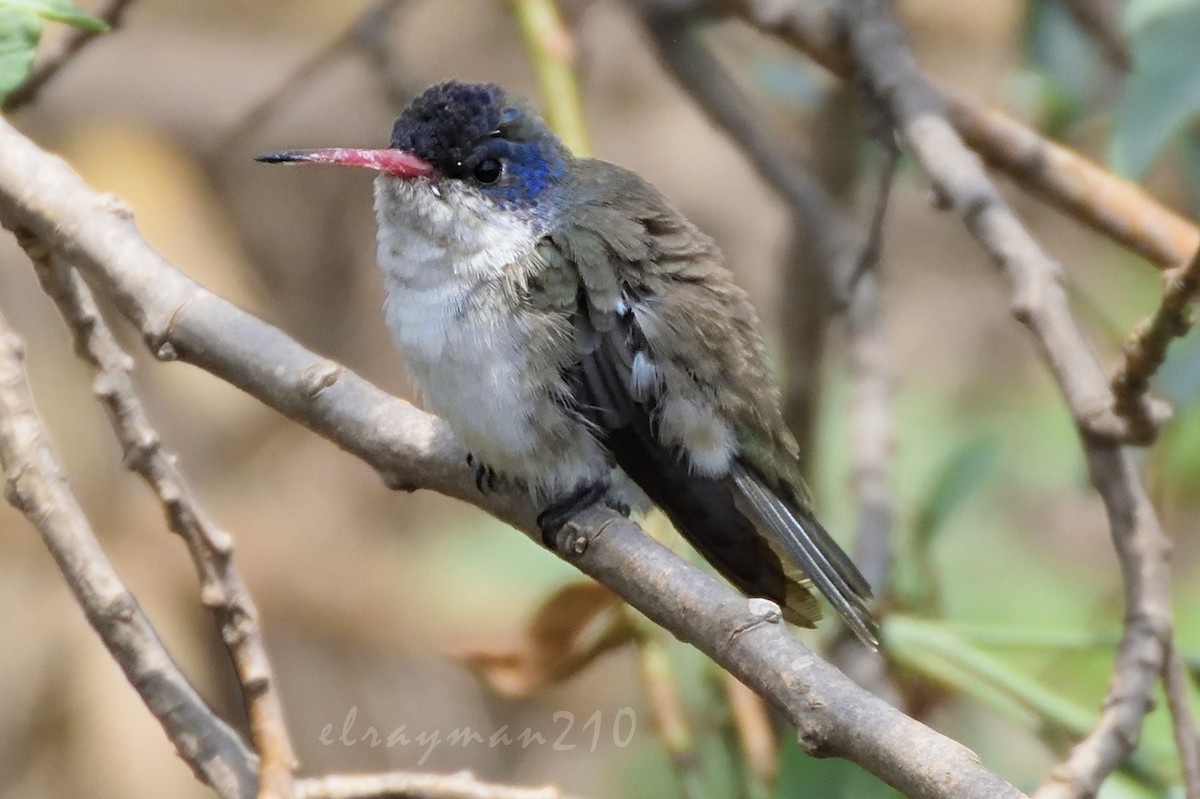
[{"left": 473, "top": 158, "right": 502, "bottom": 184}]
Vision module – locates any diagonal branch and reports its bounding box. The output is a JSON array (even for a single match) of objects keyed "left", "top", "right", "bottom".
[
  {"left": 0, "top": 115, "right": 1026, "bottom": 799},
  {"left": 18, "top": 236, "right": 296, "bottom": 799},
  {"left": 832, "top": 1, "right": 1175, "bottom": 796},
  {"left": 1163, "top": 640, "right": 1200, "bottom": 799},
  {"left": 1110, "top": 245, "right": 1200, "bottom": 436},
  {"left": 837, "top": 0, "right": 1167, "bottom": 445},
  {"left": 707, "top": 0, "right": 1200, "bottom": 273},
  {"left": 942, "top": 89, "right": 1199, "bottom": 272},
  {"left": 0, "top": 307, "right": 258, "bottom": 799}
]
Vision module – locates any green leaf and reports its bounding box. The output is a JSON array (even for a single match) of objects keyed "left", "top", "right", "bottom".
[
  {"left": 1109, "top": 0, "right": 1200, "bottom": 177},
  {"left": 1017, "top": 0, "right": 1106, "bottom": 135},
  {"left": 0, "top": 0, "right": 108, "bottom": 104},
  {"left": 0, "top": 8, "right": 39, "bottom": 103},
  {"left": 1, "top": 0, "right": 107, "bottom": 31},
  {"left": 886, "top": 616, "right": 1099, "bottom": 736}
]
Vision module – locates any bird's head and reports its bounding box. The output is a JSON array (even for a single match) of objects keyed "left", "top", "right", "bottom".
[{"left": 257, "top": 81, "right": 571, "bottom": 233}]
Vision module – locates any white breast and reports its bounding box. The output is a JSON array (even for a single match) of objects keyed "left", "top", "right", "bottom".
[
  {"left": 374, "top": 177, "right": 542, "bottom": 455},
  {"left": 371, "top": 175, "right": 628, "bottom": 500}
]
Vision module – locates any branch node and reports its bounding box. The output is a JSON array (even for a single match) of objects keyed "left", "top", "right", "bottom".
[
  {"left": 207, "top": 526, "right": 235, "bottom": 556},
  {"left": 145, "top": 334, "right": 179, "bottom": 362},
  {"left": 123, "top": 429, "right": 161, "bottom": 468},
  {"left": 555, "top": 512, "right": 620, "bottom": 559},
  {"left": 725, "top": 598, "right": 783, "bottom": 650},
  {"left": 106, "top": 589, "right": 139, "bottom": 622},
  {"left": 746, "top": 597, "right": 783, "bottom": 624},
  {"left": 241, "top": 672, "right": 270, "bottom": 697},
  {"left": 300, "top": 358, "right": 343, "bottom": 397},
  {"left": 200, "top": 580, "right": 229, "bottom": 610},
  {"left": 99, "top": 192, "right": 134, "bottom": 221}
]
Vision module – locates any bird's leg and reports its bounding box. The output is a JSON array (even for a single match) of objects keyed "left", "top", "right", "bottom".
[{"left": 538, "top": 482, "right": 610, "bottom": 548}]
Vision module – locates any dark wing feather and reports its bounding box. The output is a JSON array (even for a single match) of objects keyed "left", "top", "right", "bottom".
[
  {"left": 546, "top": 159, "right": 876, "bottom": 646},
  {"left": 570, "top": 310, "right": 821, "bottom": 628}
]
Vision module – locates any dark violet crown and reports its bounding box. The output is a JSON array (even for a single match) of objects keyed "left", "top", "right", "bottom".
[
  {"left": 388, "top": 81, "right": 568, "bottom": 212},
  {"left": 390, "top": 82, "right": 512, "bottom": 176}
]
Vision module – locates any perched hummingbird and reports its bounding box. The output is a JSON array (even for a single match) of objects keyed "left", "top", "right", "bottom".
[{"left": 258, "top": 81, "right": 877, "bottom": 647}]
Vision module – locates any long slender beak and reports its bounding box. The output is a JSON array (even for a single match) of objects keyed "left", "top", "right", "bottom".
[{"left": 254, "top": 148, "right": 434, "bottom": 179}]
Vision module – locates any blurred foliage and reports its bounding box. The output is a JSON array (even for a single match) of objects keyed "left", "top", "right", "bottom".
[
  {"left": 0, "top": 0, "right": 106, "bottom": 102},
  {"left": 774, "top": 735, "right": 899, "bottom": 799},
  {"left": 1110, "top": 0, "right": 1200, "bottom": 178},
  {"left": 1015, "top": 0, "right": 1110, "bottom": 136}
]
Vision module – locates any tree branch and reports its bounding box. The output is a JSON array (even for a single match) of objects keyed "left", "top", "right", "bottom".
[
  {"left": 294, "top": 770, "right": 583, "bottom": 799},
  {"left": 0, "top": 307, "right": 258, "bottom": 799},
  {"left": 1110, "top": 245, "right": 1200, "bottom": 438},
  {"left": 1164, "top": 641, "right": 1200, "bottom": 799},
  {"left": 0, "top": 114, "right": 1025, "bottom": 798},
  {"left": 942, "top": 89, "right": 1199, "bottom": 273},
  {"left": 834, "top": 2, "right": 1175, "bottom": 794},
  {"left": 708, "top": 0, "right": 1200, "bottom": 274},
  {"left": 20, "top": 237, "right": 296, "bottom": 799}
]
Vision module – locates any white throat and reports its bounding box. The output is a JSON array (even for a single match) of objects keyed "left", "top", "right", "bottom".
[{"left": 372, "top": 175, "right": 539, "bottom": 292}]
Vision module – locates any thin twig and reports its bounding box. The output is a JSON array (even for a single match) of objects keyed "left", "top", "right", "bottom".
[
  {"left": 844, "top": 134, "right": 899, "bottom": 297},
  {"left": 19, "top": 238, "right": 296, "bottom": 798},
  {"left": 634, "top": 626, "right": 707, "bottom": 799},
  {"left": 845, "top": 268, "right": 894, "bottom": 594},
  {"left": 639, "top": 10, "right": 857, "bottom": 276},
  {"left": 707, "top": 0, "right": 1200, "bottom": 274},
  {"left": 511, "top": 0, "right": 591, "bottom": 155},
  {"left": 1110, "top": 246, "right": 1200, "bottom": 440},
  {"left": 0, "top": 113, "right": 1028, "bottom": 799},
  {"left": 295, "top": 771, "right": 582, "bottom": 799},
  {"left": 1164, "top": 641, "right": 1200, "bottom": 799},
  {"left": 2, "top": 0, "right": 138, "bottom": 111},
  {"left": 809, "top": 0, "right": 1170, "bottom": 444},
  {"left": 0, "top": 305, "right": 258, "bottom": 799},
  {"left": 351, "top": 0, "right": 417, "bottom": 109},
  {"left": 1033, "top": 443, "right": 1174, "bottom": 799},
  {"left": 830, "top": 1, "right": 1175, "bottom": 795},
  {"left": 943, "top": 89, "right": 1200, "bottom": 273},
  {"left": 843, "top": 132, "right": 898, "bottom": 595},
  {"left": 722, "top": 672, "right": 778, "bottom": 798}
]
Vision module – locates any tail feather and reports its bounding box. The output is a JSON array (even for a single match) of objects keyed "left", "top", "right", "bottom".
[
  {"left": 570, "top": 317, "right": 877, "bottom": 646},
  {"left": 730, "top": 463, "right": 878, "bottom": 648}
]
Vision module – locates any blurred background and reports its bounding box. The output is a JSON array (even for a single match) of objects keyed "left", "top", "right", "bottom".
[{"left": 1, "top": 1, "right": 1198, "bottom": 797}]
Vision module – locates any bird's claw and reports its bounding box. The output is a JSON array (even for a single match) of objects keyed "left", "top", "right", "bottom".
[
  {"left": 466, "top": 454, "right": 500, "bottom": 494},
  {"left": 537, "top": 482, "right": 610, "bottom": 549}
]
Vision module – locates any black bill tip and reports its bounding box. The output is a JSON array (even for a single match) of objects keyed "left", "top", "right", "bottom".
[{"left": 255, "top": 150, "right": 308, "bottom": 164}]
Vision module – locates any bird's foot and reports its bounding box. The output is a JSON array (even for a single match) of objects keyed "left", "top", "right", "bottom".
[
  {"left": 538, "top": 482, "right": 611, "bottom": 549},
  {"left": 465, "top": 452, "right": 501, "bottom": 494}
]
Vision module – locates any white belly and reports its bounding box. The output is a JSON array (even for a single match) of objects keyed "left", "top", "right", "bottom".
[
  {"left": 386, "top": 283, "right": 538, "bottom": 461},
  {"left": 373, "top": 175, "right": 626, "bottom": 500}
]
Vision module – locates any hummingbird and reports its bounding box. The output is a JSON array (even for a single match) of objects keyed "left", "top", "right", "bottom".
[{"left": 258, "top": 81, "right": 877, "bottom": 647}]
